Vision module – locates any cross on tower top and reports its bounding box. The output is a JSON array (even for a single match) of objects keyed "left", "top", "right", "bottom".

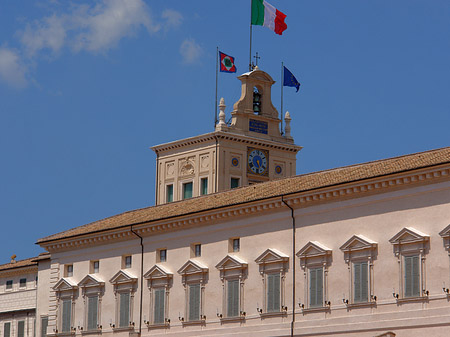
[{"left": 251, "top": 52, "right": 261, "bottom": 70}]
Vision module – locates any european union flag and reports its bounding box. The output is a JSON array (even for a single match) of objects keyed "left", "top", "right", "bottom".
[{"left": 283, "top": 66, "right": 300, "bottom": 92}]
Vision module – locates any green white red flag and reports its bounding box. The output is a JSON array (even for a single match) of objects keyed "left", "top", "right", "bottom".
[{"left": 251, "top": 0, "right": 287, "bottom": 35}]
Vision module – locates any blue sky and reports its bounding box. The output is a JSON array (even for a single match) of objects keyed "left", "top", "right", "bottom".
[{"left": 0, "top": 1, "right": 449, "bottom": 264}]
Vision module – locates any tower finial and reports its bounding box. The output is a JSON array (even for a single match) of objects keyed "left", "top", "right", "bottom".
[
  {"left": 284, "top": 111, "right": 292, "bottom": 138},
  {"left": 216, "top": 98, "right": 227, "bottom": 128}
]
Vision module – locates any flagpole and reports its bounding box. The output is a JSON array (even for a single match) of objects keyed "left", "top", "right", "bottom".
[
  {"left": 249, "top": 1, "right": 253, "bottom": 71},
  {"left": 281, "top": 61, "right": 284, "bottom": 135},
  {"left": 215, "top": 47, "right": 219, "bottom": 130}
]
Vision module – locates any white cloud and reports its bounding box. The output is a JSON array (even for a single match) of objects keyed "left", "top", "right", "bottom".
[
  {"left": 0, "top": 47, "right": 27, "bottom": 88},
  {"left": 20, "top": 14, "right": 66, "bottom": 56},
  {"left": 162, "top": 9, "right": 183, "bottom": 29},
  {"left": 180, "top": 38, "right": 203, "bottom": 64}
]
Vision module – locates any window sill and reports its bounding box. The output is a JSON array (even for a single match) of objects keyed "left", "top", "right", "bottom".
[
  {"left": 145, "top": 323, "right": 169, "bottom": 329},
  {"left": 302, "top": 306, "right": 331, "bottom": 314},
  {"left": 182, "top": 320, "right": 206, "bottom": 326},
  {"left": 346, "top": 301, "right": 377, "bottom": 309},
  {"left": 260, "top": 311, "right": 287, "bottom": 318},
  {"left": 112, "top": 327, "right": 134, "bottom": 332},
  {"left": 54, "top": 332, "right": 76, "bottom": 337},
  {"left": 81, "top": 330, "right": 102, "bottom": 335},
  {"left": 396, "top": 296, "right": 428, "bottom": 304},
  {"left": 220, "top": 316, "right": 245, "bottom": 323}
]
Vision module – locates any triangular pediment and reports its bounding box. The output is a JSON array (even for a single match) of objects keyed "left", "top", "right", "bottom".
[
  {"left": 53, "top": 277, "right": 78, "bottom": 291},
  {"left": 297, "top": 241, "right": 331, "bottom": 258},
  {"left": 144, "top": 264, "right": 173, "bottom": 280},
  {"left": 78, "top": 274, "right": 105, "bottom": 287},
  {"left": 340, "top": 235, "right": 377, "bottom": 252},
  {"left": 255, "top": 248, "right": 289, "bottom": 265},
  {"left": 109, "top": 270, "right": 137, "bottom": 285},
  {"left": 177, "top": 260, "right": 208, "bottom": 276},
  {"left": 439, "top": 224, "right": 450, "bottom": 238},
  {"left": 216, "top": 255, "right": 248, "bottom": 270},
  {"left": 389, "top": 227, "right": 429, "bottom": 245}
]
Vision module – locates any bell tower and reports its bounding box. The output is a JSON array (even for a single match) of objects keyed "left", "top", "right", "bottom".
[{"left": 152, "top": 67, "right": 301, "bottom": 205}]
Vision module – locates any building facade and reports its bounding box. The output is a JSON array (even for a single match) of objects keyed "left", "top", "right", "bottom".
[
  {"left": 15, "top": 68, "right": 450, "bottom": 336},
  {"left": 0, "top": 256, "right": 38, "bottom": 337}
]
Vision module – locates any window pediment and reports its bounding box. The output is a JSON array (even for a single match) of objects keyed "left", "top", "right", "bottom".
[
  {"left": 53, "top": 278, "right": 78, "bottom": 292},
  {"left": 340, "top": 235, "right": 377, "bottom": 252},
  {"left": 144, "top": 264, "right": 173, "bottom": 280},
  {"left": 389, "top": 227, "right": 429, "bottom": 245},
  {"left": 78, "top": 274, "right": 105, "bottom": 288},
  {"left": 297, "top": 241, "right": 331, "bottom": 268},
  {"left": 109, "top": 270, "right": 138, "bottom": 285},
  {"left": 255, "top": 248, "right": 289, "bottom": 265},
  {"left": 439, "top": 224, "right": 450, "bottom": 250},
  {"left": 216, "top": 255, "right": 248, "bottom": 271},
  {"left": 177, "top": 260, "right": 208, "bottom": 276}
]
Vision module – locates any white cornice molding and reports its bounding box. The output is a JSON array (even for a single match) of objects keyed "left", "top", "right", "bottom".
[{"left": 40, "top": 165, "right": 450, "bottom": 253}]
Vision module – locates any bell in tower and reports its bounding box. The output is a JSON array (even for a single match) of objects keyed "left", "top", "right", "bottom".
[{"left": 253, "top": 87, "right": 262, "bottom": 114}]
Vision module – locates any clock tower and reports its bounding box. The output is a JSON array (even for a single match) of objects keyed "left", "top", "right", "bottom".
[{"left": 152, "top": 67, "right": 302, "bottom": 205}]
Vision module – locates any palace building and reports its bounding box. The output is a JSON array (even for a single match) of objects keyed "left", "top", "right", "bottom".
[{"left": 6, "top": 68, "right": 450, "bottom": 337}]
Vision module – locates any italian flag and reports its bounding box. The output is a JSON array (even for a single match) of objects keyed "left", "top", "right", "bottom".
[{"left": 251, "top": 0, "right": 287, "bottom": 35}]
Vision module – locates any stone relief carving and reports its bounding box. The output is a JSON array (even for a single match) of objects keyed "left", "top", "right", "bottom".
[
  {"left": 180, "top": 157, "right": 195, "bottom": 176},
  {"left": 200, "top": 155, "right": 209, "bottom": 171},
  {"left": 166, "top": 162, "right": 175, "bottom": 177}
]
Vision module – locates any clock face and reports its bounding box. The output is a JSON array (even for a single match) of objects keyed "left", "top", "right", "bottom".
[{"left": 247, "top": 149, "right": 268, "bottom": 175}]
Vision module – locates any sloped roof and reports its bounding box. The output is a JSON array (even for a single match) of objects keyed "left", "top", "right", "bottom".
[
  {"left": 37, "top": 146, "right": 450, "bottom": 244},
  {"left": 0, "top": 257, "right": 38, "bottom": 272}
]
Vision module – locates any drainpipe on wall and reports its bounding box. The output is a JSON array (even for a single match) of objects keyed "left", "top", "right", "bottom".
[
  {"left": 130, "top": 226, "right": 144, "bottom": 337},
  {"left": 214, "top": 136, "right": 219, "bottom": 193},
  {"left": 281, "top": 195, "right": 296, "bottom": 337}
]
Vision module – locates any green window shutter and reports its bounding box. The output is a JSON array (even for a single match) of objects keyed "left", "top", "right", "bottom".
[
  {"left": 166, "top": 185, "right": 173, "bottom": 203},
  {"left": 41, "top": 317, "right": 48, "bottom": 337},
  {"left": 119, "top": 293, "right": 130, "bottom": 327},
  {"left": 183, "top": 182, "right": 193, "bottom": 199},
  {"left": 188, "top": 284, "right": 200, "bottom": 321},
  {"left": 404, "top": 255, "right": 419, "bottom": 298},
  {"left": 4, "top": 323, "right": 11, "bottom": 337},
  {"left": 310, "top": 268, "right": 323, "bottom": 307},
  {"left": 227, "top": 280, "right": 239, "bottom": 317},
  {"left": 354, "top": 262, "right": 369, "bottom": 303},
  {"left": 62, "top": 299, "right": 72, "bottom": 332},
  {"left": 267, "top": 273, "right": 280, "bottom": 312},
  {"left": 412, "top": 255, "right": 420, "bottom": 297},
  {"left": 87, "top": 296, "right": 98, "bottom": 330},
  {"left": 361, "top": 262, "right": 368, "bottom": 301},
  {"left": 153, "top": 288, "right": 165, "bottom": 324},
  {"left": 201, "top": 178, "right": 208, "bottom": 195},
  {"left": 17, "top": 321, "right": 25, "bottom": 337},
  {"left": 354, "top": 263, "right": 361, "bottom": 302}
]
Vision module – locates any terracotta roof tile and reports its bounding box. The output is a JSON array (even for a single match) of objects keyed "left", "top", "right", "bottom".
[
  {"left": 37, "top": 147, "right": 450, "bottom": 244},
  {"left": 0, "top": 257, "right": 38, "bottom": 271}
]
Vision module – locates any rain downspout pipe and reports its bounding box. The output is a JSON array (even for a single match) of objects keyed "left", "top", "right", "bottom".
[
  {"left": 281, "top": 195, "right": 296, "bottom": 337},
  {"left": 130, "top": 226, "right": 144, "bottom": 336}
]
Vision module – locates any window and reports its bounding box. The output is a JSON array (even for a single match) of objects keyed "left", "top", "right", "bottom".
[
  {"left": 227, "top": 279, "right": 240, "bottom": 317},
  {"left": 255, "top": 249, "right": 289, "bottom": 314},
  {"left": 109, "top": 270, "right": 137, "bottom": 329},
  {"left": 231, "top": 238, "right": 240, "bottom": 252},
  {"left": 17, "top": 321, "right": 25, "bottom": 337},
  {"left": 41, "top": 317, "right": 48, "bottom": 337},
  {"left": 78, "top": 274, "right": 104, "bottom": 332},
  {"left": 230, "top": 178, "right": 240, "bottom": 189},
  {"left": 192, "top": 244, "right": 201, "bottom": 257},
  {"left": 389, "top": 227, "right": 429, "bottom": 300},
  {"left": 166, "top": 184, "right": 173, "bottom": 203},
  {"left": 144, "top": 265, "right": 172, "bottom": 326},
  {"left": 297, "top": 241, "right": 332, "bottom": 310},
  {"left": 62, "top": 299, "right": 72, "bottom": 332},
  {"left": 65, "top": 265, "right": 73, "bottom": 277},
  {"left": 158, "top": 249, "right": 167, "bottom": 263},
  {"left": 404, "top": 255, "right": 420, "bottom": 298},
  {"left": 6, "top": 280, "right": 13, "bottom": 290},
  {"left": 188, "top": 284, "right": 201, "bottom": 321},
  {"left": 153, "top": 288, "right": 165, "bottom": 324},
  {"left": 200, "top": 178, "right": 208, "bottom": 195},
  {"left": 177, "top": 260, "right": 208, "bottom": 323},
  {"left": 182, "top": 182, "right": 193, "bottom": 199},
  {"left": 20, "top": 278, "right": 27, "bottom": 288},
  {"left": 91, "top": 261, "right": 99, "bottom": 274},
  {"left": 86, "top": 296, "right": 99, "bottom": 330},
  {"left": 124, "top": 256, "right": 132, "bottom": 269},
  {"left": 340, "top": 235, "right": 377, "bottom": 305},
  {"left": 309, "top": 268, "right": 323, "bottom": 308},
  {"left": 119, "top": 293, "right": 130, "bottom": 327},
  {"left": 4, "top": 323, "right": 10, "bottom": 337}
]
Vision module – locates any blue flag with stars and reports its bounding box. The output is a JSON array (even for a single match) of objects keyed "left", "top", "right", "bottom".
[{"left": 283, "top": 66, "right": 300, "bottom": 92}]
